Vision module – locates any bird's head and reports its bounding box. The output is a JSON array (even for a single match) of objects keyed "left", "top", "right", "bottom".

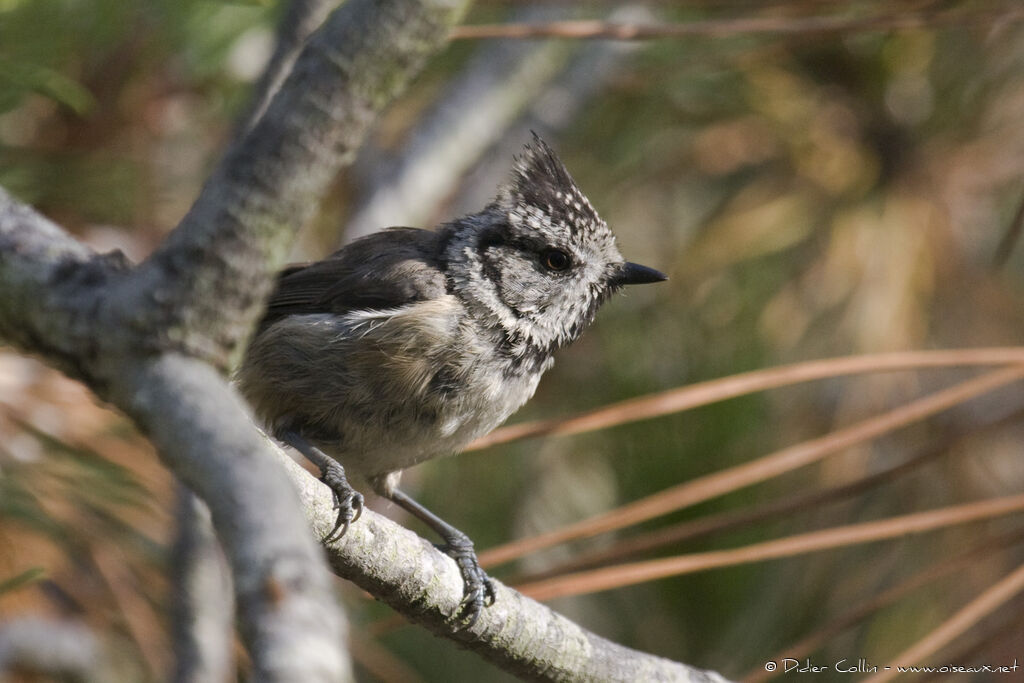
[{"left": 443, "top": 135, "right": 666, "bottom": 366}]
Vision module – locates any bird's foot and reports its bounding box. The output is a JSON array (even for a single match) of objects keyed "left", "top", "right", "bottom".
[
  {"left": 319, "top": 460, "right": 364, "bottom": 543},
  {"left": 441, "top": 531, "right": 496, "bottom": 629}
]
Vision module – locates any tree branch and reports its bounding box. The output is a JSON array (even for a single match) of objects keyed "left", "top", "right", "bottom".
[
  {"left": 450, "top": 7, "right": 1024, "bottom": 41},
  {"left": 274, "top": 444, "right": 732, "bottom": 682},
  {"left": 0, "top": 0, "right": 734, "bottom": 678},
  {"left": 120, "top": 0, "right": 471, "bottom": 371},
  {"left": 0, "top": 187, "right": 350, "bottom": 676},
  {"left": 170, "top": 488, "right": 235, "bottom": 683},
  {"left": 0, "top": 618, "right": 104, "bottom": 682},
  {"left": 0, "top": 177, "right": 733, "bottom": 677},
  {"left": 237, "top": 0, "right": 342, "bottom": 136},
  {"left": 0, "top": 0, "right": 472, "bottom": 679},
  {"left": 0, "top": 187, "right": 112, "bottom": 384}
]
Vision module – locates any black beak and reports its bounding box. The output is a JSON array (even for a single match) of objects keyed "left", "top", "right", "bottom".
[{"left": 612, "top": 261, "right": 668, "bottom": 286}]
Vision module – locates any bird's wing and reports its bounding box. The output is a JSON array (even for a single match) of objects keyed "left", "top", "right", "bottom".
[{"left": 260, "top": 228, "right": 448, "bottom": 329}]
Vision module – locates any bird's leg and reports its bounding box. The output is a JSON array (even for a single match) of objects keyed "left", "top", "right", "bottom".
[
  {"left": 279, "top": 430, "right": 364, "bottom": 542},
  {"left": 388, "top": 488, "right": 496, "bottom": 628}
]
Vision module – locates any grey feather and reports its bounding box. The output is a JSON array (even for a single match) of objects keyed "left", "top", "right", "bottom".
[
  {"left": 259, "top": 228, "right": 448, "bottom": 329},
  {"left": 237, "top": 136, "right": 665, "bottom": 496}
]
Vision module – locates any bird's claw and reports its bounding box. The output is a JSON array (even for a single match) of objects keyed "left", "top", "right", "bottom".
[
  {"left": 443, "top": 536, "right": 495, "bottom": 629},
  {"left": 319, "top": 461, "right": 364, "bottom": 543}
]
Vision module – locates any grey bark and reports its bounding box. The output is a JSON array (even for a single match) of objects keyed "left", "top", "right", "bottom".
[
  {"left": 170, "top": 1, "right": 339, "bottom": 674},
  {"left": 0, "top": 618, "right": 104, "bottom": 682},
  {"left": 237, "top": 0, "right": 342, "bottom": 136},
  {"left": 0, "top": 184, "right": 732, "bottom": 680},
  {"left": 0, "top": 0, "right": 735, "bottom": 678},
  {"left": 0, "top": 0, "right": 470, "bottom": 680},
  {"left": 170, "top": 489, "right": 235, "bottom": 683},
  {"left": 114, "top": 353, "right": 348, "bottom": 682},
  {"left": 277, "top": 443, "right": 733, "bottom": 683},
  {"left": 121, "top": 0, "right": 471, "bottom": 373}
]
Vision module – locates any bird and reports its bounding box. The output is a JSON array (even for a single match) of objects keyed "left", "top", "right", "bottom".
[{"left": 236, "top": 134, "right": 667, "bottom": 625}]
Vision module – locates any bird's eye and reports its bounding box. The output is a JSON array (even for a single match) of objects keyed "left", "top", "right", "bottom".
[{"left": 542, "top": 249, "right": 571, "bottom": 272}]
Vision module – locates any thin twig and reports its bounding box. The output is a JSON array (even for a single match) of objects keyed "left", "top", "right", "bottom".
[
  {"left": 862, "top": 562, "right": 1024, "bottom": 682},
  {"left": 514, "top": 493, "right": 1024, "bottom": 602},
  {"left": 512, "top": 432, "right": 949, "bottom": 584},
  {"left": 916, "top": 608, "right": 1024, "bottom": 683},
  {"left": 478, "top": 365, "right": 1024, "bottom": 567},
  {"left": 745, "top": 525, "right": 1024, "bottom": 683},
  {"left": 468, "top": 348, "right": 1024, "bottom": 450},
  {"left": 452, "top": 7, "right": 1024, "bottom": 41},
  {"left": 513, "top": 407, "right": 1024, "bottom": 584}
]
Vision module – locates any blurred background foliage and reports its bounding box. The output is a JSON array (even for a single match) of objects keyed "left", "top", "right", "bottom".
[{"left": 3, "top": 0, "right": 1024, "bottom": 680}]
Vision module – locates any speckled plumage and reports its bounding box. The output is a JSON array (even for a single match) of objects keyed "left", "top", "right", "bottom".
[
  {"left": 234, "top": 136, "right": 666, "bottom": 623},
  {"left": 237, "top": 136, "right": 658, "bottom": 495}
]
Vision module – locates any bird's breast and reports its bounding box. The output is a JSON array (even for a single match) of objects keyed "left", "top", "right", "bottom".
[{"left": 241, "top": 296, "right": 548, "bottom": 479}]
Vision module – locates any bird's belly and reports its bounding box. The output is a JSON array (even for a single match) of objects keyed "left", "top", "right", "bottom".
[
  {"left": 241, "top": 301, "right": 547, "bottom": 481},
  {"left": 333, "top": 363, "right": 541, "bottom": 478}
]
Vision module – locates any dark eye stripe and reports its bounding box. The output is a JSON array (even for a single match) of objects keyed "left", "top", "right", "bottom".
[{"left": 479, "top": 228, "right": 573, "bottom": 278}]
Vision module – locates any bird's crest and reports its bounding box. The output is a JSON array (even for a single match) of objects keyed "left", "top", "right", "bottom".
[{"left": 497, "top": 133, "right": 603, "bottom": 236}]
